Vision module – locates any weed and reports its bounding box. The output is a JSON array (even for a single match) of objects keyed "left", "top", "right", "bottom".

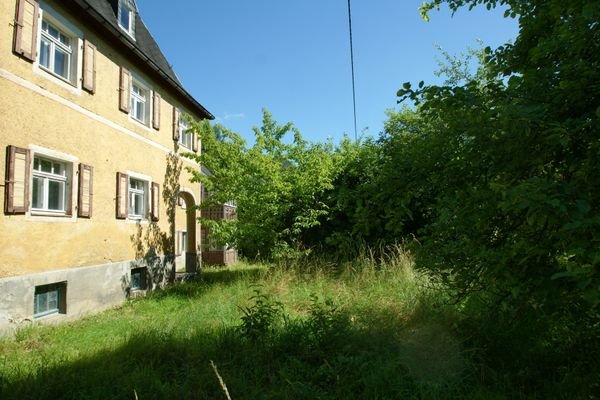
[{"left": 237, "top": 287, "right": 283, "bottom": 341}]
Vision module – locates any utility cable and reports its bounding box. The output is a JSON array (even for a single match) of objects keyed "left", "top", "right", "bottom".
[{"left": 347, "top": 0, "right": 358, "bottom": 141}]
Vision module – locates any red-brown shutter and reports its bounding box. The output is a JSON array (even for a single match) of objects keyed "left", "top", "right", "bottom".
[
  {"left": 152, "top": 91, "right": 161, "bottom": 130},
  {"left": 116, "top": 172, "right": 128, "bottom": 219},
  {"left": 13, "top": 0, "right": 39, "bottom": 62},
  {"left": 151, "top": 182, "right": 160, "bottom": 221},
  {"left": 65, "top": 172, "right": 73, "bottom": 216},
  {"left": 192, "top": 130, "right": 199, "bottom": 153},
  {"left": 172, "top": 107, "right": 180, "bottom": 141},
  {"left": 119, "top": 66, "right": 131, "bottom": 113},
  {"left": 4, "top": 145, "right": 30, "bottom": 214},
  {"left": 82, "top": 39, "right": 97, "bottom": 94},
  {"left": 78, "top": 164, "right": 93, "bottom": 218},
  {"left": 175, "top": 231, "right": 182, "bottom": 256}
]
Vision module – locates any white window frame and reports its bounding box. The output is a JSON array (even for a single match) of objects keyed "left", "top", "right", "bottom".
[
  {"left": 129, "top": 75, "right": 152, "bottom": 127},
  {"left": 35, "top": 3, "right": 82, "bottom": 90},
  {"left": 178, "top": 115, "right": 192, "bottom": 149},
  {"left": 31, "top": 156, "right": 69, "bottom": 214},
  {"left": 118, "top": 0, "right": 136, "bottom": 39},
  {"left": 27, "top": 145, "right": 77, "bottom": 220},
  {"left": 128, "top": 177, "right": 148, "bottom": 220},
  {"left": 126, "top": 171, "right": 152, "bottom": 221}
]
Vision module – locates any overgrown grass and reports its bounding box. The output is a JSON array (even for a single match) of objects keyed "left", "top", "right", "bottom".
[{"left": 0, "top": 247, "right": 595, "bottom": 399}]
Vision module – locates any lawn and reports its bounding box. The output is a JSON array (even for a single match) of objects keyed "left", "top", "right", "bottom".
[{"left": 0, "top": 248, "right": 574, "bottom": 400}]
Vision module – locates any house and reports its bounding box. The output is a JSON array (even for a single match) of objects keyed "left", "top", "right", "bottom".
[{"left": 0, "top": 0, "right": 213, "bottom": 333}]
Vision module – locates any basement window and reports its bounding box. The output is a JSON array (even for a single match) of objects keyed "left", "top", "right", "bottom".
[
  {"left": 34, "top": 282, "right": 67, "bottom": 318},
  {"left": 131, "top": 267, "right": 147, "bottom": 290}
]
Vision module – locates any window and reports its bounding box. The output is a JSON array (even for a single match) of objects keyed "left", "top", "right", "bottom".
[
  {"left": 35, "top": 4, "right": 83, "bottom": 87},
  {"left": 176, "top": 230, "right": 188, "bottom": 256},
  {"left": 128, "top": 177, "right": 148, "bottom": 219},
  {"left": 178, "top": 116, "right": 192, "bottom": 149},
  {"left": 34, "top": 282, "right": 66, "bottom": 318},
  {"left": 31, "top": 156, "right": 70, "bottom": 214},
  {"left": 130, "top": 81, "right": 147, "bottom": 123},
  {"left": 128, "top": 76, "right": 152, "bottom": 126},
  {"left": 39, "top": 20, "right": 72, "bottom": 81},
  {"left": 130, "top": 267, "right": 147, "bottom": 290},
  {"left": 118, "top": 0, "right": 136, "bottom": 38}
]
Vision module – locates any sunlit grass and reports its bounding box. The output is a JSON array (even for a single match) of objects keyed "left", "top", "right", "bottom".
[{"left": 3, "top": 247, "right": 582, "bottom": 399}]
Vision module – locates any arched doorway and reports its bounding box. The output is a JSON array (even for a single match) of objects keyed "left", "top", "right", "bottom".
[{"left": 175, "top": 189, "right": 199, "bottom": 273}]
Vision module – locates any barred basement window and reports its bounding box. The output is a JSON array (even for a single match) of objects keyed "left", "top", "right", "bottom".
[
  {"left": 131, "top": 267, "right": 147, "bottom": 290},
  {"left": 34, "top": 282, "right": 66, "bottom": 318}
]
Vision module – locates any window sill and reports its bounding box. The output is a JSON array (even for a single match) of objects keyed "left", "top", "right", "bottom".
[
  {"left": 129, "top": 289, "right": 147, "bottom": 298},
  {"left": 33, "top": 64, "right": 81, "bottom": 95},
  {"left": 27, "top": 213, "right": 77, "bottom": 223},
  {"left": 128, "top": 116, "right": 152, "bottom": 132},
  {"left": 126, "top": 218, "right": 149, "bottom": 224},
  {"left": 118, "top": 25, "right": 136, "bottom": 41}
]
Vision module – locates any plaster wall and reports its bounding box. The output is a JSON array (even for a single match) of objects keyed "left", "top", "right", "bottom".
[{"left": 0, "top": 0, "right": 203, "bottom": 279}]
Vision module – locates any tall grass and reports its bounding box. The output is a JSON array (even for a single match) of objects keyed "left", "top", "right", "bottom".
[{"left": 0, "top": 246, "right": 593, "bottom": 399}]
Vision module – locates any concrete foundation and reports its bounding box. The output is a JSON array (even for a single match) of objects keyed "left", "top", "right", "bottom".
[{"left": 0, "top": 255, "right": 174, "bottom": 335}]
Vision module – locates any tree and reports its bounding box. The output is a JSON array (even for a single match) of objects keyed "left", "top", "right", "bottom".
[
  {"left": 186, "top": 110, "right": 339, "bottom": 260},
  {"left": 391, "top": 0, "right": 600, "bottom": 389}
]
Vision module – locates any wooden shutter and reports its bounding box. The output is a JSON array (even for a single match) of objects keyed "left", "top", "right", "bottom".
[
  {"left": 192, "top": 131, "right": 198, "bottom": 153},
  {"left": 175, "top": 231, "right": 182, "bottom": 256},
  {"left": 115, "top": 172, "right": 128, "bottom": 219},
  {"left": 13, "top": 0, "right": 39, "bottom": 62},
  {"left": 78, "top": 164, "right": 93, "bottom": 218},
  {"left": 172, "top": 107, "right": 180, "bottom": 141},
  {"left": 119, "top": 66, "right": 131, "bottom": 113},
  {"left": 65, "top": 173, "right": 73, "bottom": 216},
  {"left": 82, "top": 39, "right": 97, "bottom": 94},
  {"left": 152, "top": 91, "right": 161, "bottom": 130},
  {"left": 151, "top": 182, "right": 160, "bottom": 221},
  {"left": 4, "top": 145, "right": 30, "bottom": 214}
]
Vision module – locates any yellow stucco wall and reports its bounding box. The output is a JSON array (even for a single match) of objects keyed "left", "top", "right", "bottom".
[{"left": 0, "top": 0, "right": 203, "bottom": 278}]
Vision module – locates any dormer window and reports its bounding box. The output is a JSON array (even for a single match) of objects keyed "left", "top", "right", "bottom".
[{"left": 118, "top": 0, "right": 136, "bottom": 38}]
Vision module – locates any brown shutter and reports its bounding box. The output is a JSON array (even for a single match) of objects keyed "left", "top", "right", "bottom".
[
  {"left": 82, "top": 39, "right": 96, "bottom": 94},
  {"left": 116, "top": 172, "right": 128, "bottom": 219},
  {"left": 65, "top": 172, "right": 73, "bottom": 216},
  {"left": 151, "top": 182, "right": 160, "bottom": 221},
  {"left": 13, "top": 0, "right": 39, "bottom": 62},
  {"left": 119, "top": 66, "right": 131, "bottom": 113},
  {"left": 4, "top": 145, "right": 30, "bottom": 214},
  {"left": 172, "top": 107, "right": 180, "bottom": 141},
  {"left": 152, "top": 91, "right": 161, "bottom": 130},
  {"left": 192, "top": 131, "right": 199, "bottom": 153},
  {"left": 175, "top": 231, "right": 182, "bottom": 256},
  {"left": 78, "top": 164, "right": 93, "bottom": 218}
]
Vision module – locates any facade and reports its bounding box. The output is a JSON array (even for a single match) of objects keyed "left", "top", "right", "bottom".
[{"left": 0, "top": 0, "right": 213, "bottom": 333}]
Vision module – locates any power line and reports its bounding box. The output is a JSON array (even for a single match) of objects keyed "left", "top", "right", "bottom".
[{"left": 347, "top": 0, "right": 358, "bottom": 141}]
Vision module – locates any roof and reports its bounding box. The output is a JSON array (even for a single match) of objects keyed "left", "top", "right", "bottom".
[{"left": 67, "top": 0, "right": 214, "bottom": 120}]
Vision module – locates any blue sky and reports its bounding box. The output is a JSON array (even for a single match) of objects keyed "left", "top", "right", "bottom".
[{"left": 139, "top": 1, "right": 518, "bottom": 144}]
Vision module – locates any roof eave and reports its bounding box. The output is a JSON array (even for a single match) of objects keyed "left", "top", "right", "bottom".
[{"left": 72, "top": 0, "right": 214, "bottom": 121}]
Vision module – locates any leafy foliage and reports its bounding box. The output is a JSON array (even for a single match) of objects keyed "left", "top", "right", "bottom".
[
  {"left": 238, "top": 288, "right": 283, "bottom": 341},
  {"left": 187, "top": 110, "right": 339, "bottom": 259}
]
